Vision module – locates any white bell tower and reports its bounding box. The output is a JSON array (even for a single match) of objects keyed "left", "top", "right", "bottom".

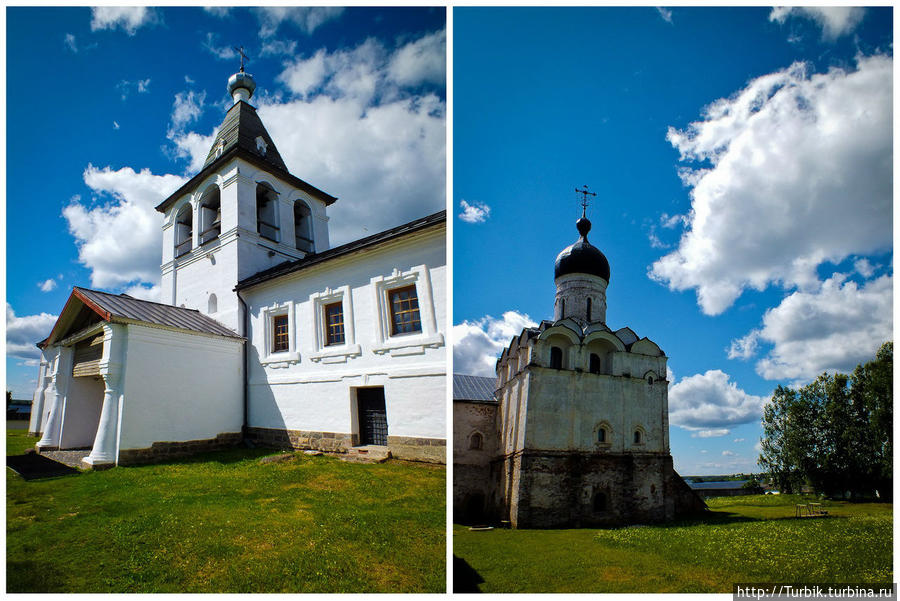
[{"left": 156, "top": 59, "right": 338, "bottom": 333}]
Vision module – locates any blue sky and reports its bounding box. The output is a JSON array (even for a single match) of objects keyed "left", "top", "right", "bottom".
[
  {"left": 6, "top": 7, "right": 445, "bottom": 398},
  {"left": 452, "top": 7, "right": 892, "bottom": 475}
]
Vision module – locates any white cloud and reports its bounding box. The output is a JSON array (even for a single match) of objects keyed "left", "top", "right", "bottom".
[
  {"left": 752, "top": 274, "right": 893, "bottom": 382},
  {"left": 651, "top": 54, "right": 892, "bottom": 315},
  {"left": 660, "top": 212, "right": 685, "bottom": 229},
  {"left": 170, "top": 90, "right": 206, "bottom": 130},
  {"left": 202, "top": 32, "right": 237, "bottom": 61},
  {"left": 387, "top": 29, "right": 446, "bottom": 87},
  {"left": 769, "top": 7, "right": 865, "bottom": 40},
  {"left": 734, "top": 438, "right": 745, "bottom": 443},
  {"left": 278, "top": 49, "right": 328, "bottom": 98},
  {"left": 690, "top": 429, "right": 730, "bottom": 438},
  {"left": 727, "top": 330, "right": 759, "bottom": 360},
  {"left": 656, "top": 7, "right": 673, "bottom": 24},
  {"left": 854, "top": 258, "right": 875, "bottom": 278},
  {"left": 117, "top": 78, "right": 152, "bottom": 101},
  {"left": 254, "top": 7, "right": 345, "bottom": 38},
  {"left": 169, "top": 130, "right": 217, "bottom": 174},
  {"left": 64, "top": 33, "right": 77, "bottom": 53},
  {"left": 669, "top": 370, "right": 766, "bottom": 430},
  {"left": 722, "top": 450, "right": 737, "bottom": 457},
  {"left": 166, "top": 90, "right": 214, "bottom": 172},
  {"left": 162, "top": 32, "right": 445, "bottom": 245},
  {"left": 62, "top": 165, "right": 186, "bottom": 289},
  {"left": 453, "top": 311, "right": 538, "bottom": 377},
  {"left": 6, "top": 304, "right": 58, "bottom": 360},
  {"left": 260, "top": 39, "right": 298, "bottom": 58},
  {"left": 458, "top": 200, "right": 491, "bottom": 224},
  {"left": 203, "top": 7, "right": 231, "bottom": 18},
  {"left": 91, "top": 7, "right": 158, "bottom": 36},
  {"left": 122, "top": 283, "right": 162, "bottom": 303},
  {"left": 37, "top": 279, "right": 57, "bottom": 293}
]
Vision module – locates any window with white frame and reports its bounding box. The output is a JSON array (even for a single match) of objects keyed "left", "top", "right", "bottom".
[
  {"left": 260, "top": 301, "right": 298, "bottom": 364},
  {"left": 310, "top": 286, "right": 360, "bottom": 363},
  {"left": 371, "top": 265, "right": 443, "bottom": 355}
]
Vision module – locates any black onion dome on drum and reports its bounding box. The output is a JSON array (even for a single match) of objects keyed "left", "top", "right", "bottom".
[{"left": 554, "top": 216, "right": 611, "bottom": 281}]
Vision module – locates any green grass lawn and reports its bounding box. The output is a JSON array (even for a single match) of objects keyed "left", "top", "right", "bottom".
[
  {"left": 7, "top": 430, "right": 445, "bottom": 593},
  {"left": 453, "top": 495, "right": 892, "bottom": 593}
]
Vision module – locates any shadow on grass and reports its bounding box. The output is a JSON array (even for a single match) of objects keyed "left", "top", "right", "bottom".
[
  {"left": 7, "top": 560, "right": 67, "bottom": 593},
  {"left": 649, "top": 510, "right": 850, "bottom": 529},
  {"left": 453, "top": 555, "right": 484, "bottom": 593}
]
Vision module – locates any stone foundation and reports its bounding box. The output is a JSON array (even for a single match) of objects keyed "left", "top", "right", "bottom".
[
  {"left": 245, "top": 427, "right": 446, "bottom": 464},
  {"left": 245, "top": 427, "right": 353, "bottom": 453},
  {"left": 499, "top": 450, "right": 705, "bottom": 528},
  {"left": 386, "top": 435, "right": 445, "bottom": 464},
  {"left": 117, "top": 432, "right": 243, "bottom": 466}
]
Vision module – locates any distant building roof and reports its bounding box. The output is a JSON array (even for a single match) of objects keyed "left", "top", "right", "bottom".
[
  {"left": 453, "top": 374, "right": 497, "bottom": 404},
  {"left": 687, "top": 480, "right": 749, "bottom": 490},
  {"left": 236, "top": 211, "right": 446, "bottom": 291},
  {"left": 40, "top": 287, "right": 242, "bottom": 348}
]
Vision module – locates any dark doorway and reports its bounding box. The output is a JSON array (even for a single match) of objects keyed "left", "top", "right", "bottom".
[{"left": 357, "top": 387, "right": 388, "bottom": 446}]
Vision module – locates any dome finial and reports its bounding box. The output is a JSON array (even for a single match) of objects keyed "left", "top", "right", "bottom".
[
  {"left": 575, "top": 184, "right": 596, "bottom": 239},
  {"left": 227, "top": 45, "right": 256, "bottom": 103}
]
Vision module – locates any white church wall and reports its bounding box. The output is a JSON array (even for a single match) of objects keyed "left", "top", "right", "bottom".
[
  {"left": 160, "top": 158, "right": 332, "bottom": 334},
  {"left": 117, "top": 324, "right": 243, "bottom": 451},
  {"left": 243, "top": 226, "right": 446, "bottom": 446},
  {"left": 519, "top": 359, "right": 668, "bottom": 454},
  {"left": 58, "top": 376, "right": 104, "bottom": 449}
]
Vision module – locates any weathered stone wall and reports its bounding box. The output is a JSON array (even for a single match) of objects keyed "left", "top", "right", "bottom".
[
  {"left": 453, "top": 400, "right": 499, "bottom": 521},
  {"left": 245, "top": 426, "right": 445, "bottom": 463},
  {"left": 502, "top": 450, "right": 704, "bottom": 528},
  {"left": 117, "top": 432, "right": 243, "bottom": 466},
  {"left": 245, "top": 426, "right": 352, "bottom": 453},
  {"left": 386, "top": 435, "right": 446, "bottom": 463}
]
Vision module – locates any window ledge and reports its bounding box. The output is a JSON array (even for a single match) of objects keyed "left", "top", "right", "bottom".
[
  {"left": 372, "top": 332, "right": 444, "bottom": 357},
  {"left": 261, "top": 351, "right": 300, "bottom": 367},
  {"left": 310, "top": 344, "right": 362, "bottom": 364}
]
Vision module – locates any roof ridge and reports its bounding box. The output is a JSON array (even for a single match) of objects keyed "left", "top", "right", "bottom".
[{"left": 76, "top": 286, "right": 210, "bottom": 316}]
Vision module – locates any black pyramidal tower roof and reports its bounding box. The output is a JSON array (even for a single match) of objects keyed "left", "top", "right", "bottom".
[
  {"left": 201, "top": 100, "right": 288, "bottom": 172},
  {"left": 156, "top": 98, "right": 336, "bottom": 213}
]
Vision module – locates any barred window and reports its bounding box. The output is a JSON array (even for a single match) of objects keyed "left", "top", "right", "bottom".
[
  {"left": 272, "top": 314, "right": 289, "bottom": 353},
  {"left": 389, "top": 285, "right": 421, "bottom": 335},
  {"left": 325, "top": 302, "right": 345, "bottom": 346}
]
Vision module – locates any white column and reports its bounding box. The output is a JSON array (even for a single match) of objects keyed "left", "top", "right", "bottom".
[
  {"left": 84, "top": 324, "right": 125, "bottom": 468},
  {"left": 36, "top": 347, "right": 73, "bottom": 451},
  {"left": 82, "top": 372, "right": 121, "bottom": 467},
  {"left": 28, "top": 360, "right": 48, "bottom": 436}
]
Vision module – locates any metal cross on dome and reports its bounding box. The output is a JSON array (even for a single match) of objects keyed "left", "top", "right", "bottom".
[
  {"left": 234, "top": 45, "right": 249, "bottom": 72},
  {"left": 575, "top": 185, "right": 597, "bottom": 217}
]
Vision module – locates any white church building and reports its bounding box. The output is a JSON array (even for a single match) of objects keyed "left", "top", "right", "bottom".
[
  {"left": 28, "top": 67, "right": 446, "bottom": 468},
  {"left": 453, "top": 208, "right": 703, "bottom": 527}
]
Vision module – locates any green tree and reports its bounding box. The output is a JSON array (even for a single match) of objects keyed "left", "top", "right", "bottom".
[
  {"left": 758, "top": 343, "right": 892, "bottom": 498},
  {"left": 850, "top": 342, "right": 893, "bottom": 499}
]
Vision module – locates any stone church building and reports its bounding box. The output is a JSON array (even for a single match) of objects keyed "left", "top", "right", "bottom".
[
  {"left": 453, "top": 211, "right": 703, "bottom": 528},
  {"left": 28, "top": 66, "right": 446, "bottom": 468}
]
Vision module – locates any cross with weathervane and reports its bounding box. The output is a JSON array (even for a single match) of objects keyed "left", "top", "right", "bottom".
[{"left": 576, "top": 185, "right": 597, "bottom": 218}]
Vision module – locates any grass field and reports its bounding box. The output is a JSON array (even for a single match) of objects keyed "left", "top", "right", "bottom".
[
  {"left": 453, "top": 495, "right": 892, "bottom": 593},
  {"left": 7, "top": 430, "right": 445, "bottom": 593}
]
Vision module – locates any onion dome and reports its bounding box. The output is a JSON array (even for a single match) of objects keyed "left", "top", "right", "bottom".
[
  {"left": 227, "top": 71, "right": 256, "bottom": 103},
  {"left": 554, "top": 216, "right": 611, "bottom": 281}
]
